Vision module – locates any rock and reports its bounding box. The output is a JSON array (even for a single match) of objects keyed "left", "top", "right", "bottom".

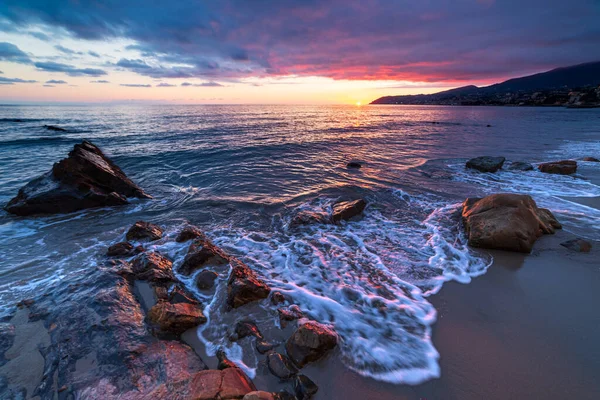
[
  {"left": 232, "top": 321, "right": 263, "bottom": 341},
  {"left": 583, "top": 157, "right": 600, "bottom": 162},
  {"left": 176, "top": 225, "right": 206, "bottom": 242},
  {"left": 256, "top": 341, "right": 276, "bottom": 354},
  {"left": 179, "top": 236, "right": 230, "bottom": 276},
  {"left": 267, "top": 353, "right": 298, "bottom": 379},
  {"left": 538, "top": 160, "right": 577, "bottom": 175},
  {"left": 107, "top": 242, "right": 143, "bottom": 257},
  {"left": 507, "top": 161, "right": 534, "bottom": 171},
  {"left": 346, "top": 161, "right": 362, "bottom": 169},
  {"left": 126, "top": 221, "right": 163, "bottom": 242},
  {"left": 4, "top": 141, "right": 150, "bottom": 216},
  {"left": 560, "top": 238, "right": 592, "bottom": 253},
  {"left": 290, "top": 210, "right": 330, "bottom": 226},
  {"left": 285, "top": 321, "right": 338, "bottom": 367},
  {"left": 147, "top": 302, "right": 206, "bottom": 335},
  {"left": 278, "top": 306, "right": 303, "bottom": 328},
  {"left": 465, "top": 156, "right": 505, "bottom": 173},
  {"left": 331, "top": 199, "right": 367, "bottom": 223},
  {"left": 217, "top": 349, "right": 238, "bottom": 370},
  {"left": 44, "top": 125, "right": 67, "bottom": 132},
  {"left": 196, "top": 270, "right": 218, "bottom": 290},
  {"left": 168, "top": 285, "right": 200, "bottom": 305},
  {"left": 244, "top": 391, "right": 277, "bottom": 400},
  {"left": 131, "top": 252, "right": 174, "bottom": 283},
  {"left": 270, "top": 291, "right": 286, "bottom": 305},
  {"left": 227, "top": 259, "right": 271, "bottom": 309},
  {"left": 462, "top": 193, "right": 562, "bottom": 253},
  {"left": 294, "top": 375, "right": 319, "bottom": 400}
]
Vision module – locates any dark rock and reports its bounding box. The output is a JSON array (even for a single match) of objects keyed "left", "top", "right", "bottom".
[
  {"left": 294, "top": 374, "right": 319, "bottom": 400},
  {"left": 126, "top": 221, "right": 163, "bottom": 242},
  {"left": 196, "top": 270, "right": 218, "bottom": 290},
  {"left": 256, "top": 340, "right": 276, "bottom": 354},
  {"left": 560, "top": 238, "right": 592, "bottom": 253},
  {"left": 466, "top": 156, "right": 505, "bottom": 173},
  {"left": 176, "top": 225, "right": 206, "bottom": 242},
  {"left": 270, "top": 291, "right": 286, "bottom": 305},
  {"left": 285, "top": 321, "right": 338, "bottom": 367},
  {"left": 331, "top": 199, "right": 367, "bottom": 223},
  {"left": 507, "top": 161, "right": 534, "bottom": 171},
  {"left": 278, "top": 306, "right": 303, "bottom": 328},
  {"left": 244, "top": 391, "right": 277, "bottom": 400},
  {"left": 583, "top": 157, "right": 600, "bottom": 162},
  {"left": 217, "top": 349, "right": 238, "bottom": 370},
  {"left": 179, "top": 236, "right": 230, "bottom": 276},
  {"left": 486, "top": 124, "right": 492, "bottom": 127},
  {"left": 275, "top": 391, "right": 296, "bottom": 400},
  {"left": 290, "top": 210, "right": 331, "bottom": 226},
  {"left": 346, "top": 161, "right": 362, "bottom": 169},
  {"left": 232, "top": 320, "right": 264, "bottom": 341},
  {"left": 267, "top": 353, "right": 298, "bottom": 379},
  {"left": 4, "top": 141, "right": 150, "bottom": 216},
  {"left": 44, "top": 125, "right": 67, "bottom": 132},
  {"left": 538, "top": 160, "right": 577, "bottom": 175},
  {"left": 147, "top": 301, "right": 206, "bottom": 335},
  {"left": 227, "top": 259, "right": 271, "bottom": 309},
  {"left": 462, "top": 193, "right": 562, "bottom": 253},
  {"left": 107, "top": 241, "right": 142, "bottom": 257},
  {"left": 131, "top": 252, "right": 174, "bottom": 283},
  {"left": 168, "top": 285, "right": 200, "bottom": 305},
  {"left": 16, "top": 298, "right": 35, "bottom": 308}
]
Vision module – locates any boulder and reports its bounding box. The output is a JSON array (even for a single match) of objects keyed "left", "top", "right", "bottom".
[
  {"left": 285, "top": 321, "right": 338, "bottom": 367},
  {"left": 538, "top": 160, "right": 577, "bottom": 175},
  {"left": 217, "top": 349, "right": 238, "bottom": 370},
  {"left": 466, "top": 156, "right": 505, "bottom": 173},
  {"left": 4, "top": 141, "right": 150, "bottom": 216},
  {"left": 176, "top": 225, "right": 206, "bottom": 243},
  {"left": 331, "top": 199, "right": 367, "bottom": 223},
  {"left": 294, "top": 375, "right": 319, "bottom": 400},
  {"left": 227, "top": 260, "right": 271, "bottom": 309},
  {"left": 462, "top": 193, "right": 562, "bottom": 253},
  {"left": 507, "top": 161, "right": 534, "bottom": 171},
  {"left": 147, "top": 302, "right": 206, "bottom": 335},
  {"left": 278, "top": 306, "right": 303, "bottom": 328},
  {"left": 256, "top": 341, "right": 276, "bottom": 354},
  {"left": 131, "top": 252, "right": 174, "bottom": 283},
  {"left": 196, "top": 270, "right": 218, "bottom": 290},
  {"left": 243, "top": 392, "right": 277, "bottom": 400},
  {"left": 290, "top": 210, "right": 330, "bottom": 226},
  {"left": 179, "top": 237, "right": 230, "bottom": 276},
  {"left": 231, "top": 321, "right": 263, "bottom": 341},
  {"left": 560, "top": 238, "right": 592, "bottom": 253},
  {"left": 168, "top": 285, "right": 200, "bottom": 305},
  {"left": 126, "top": 221, "right": 163, "bottom": 242},
  {"left": 583, "top": 157, "right": 600, "bottom": 162},
  {"left": 346, "top": 161, "right": 362, "bottom": 169},
  {"left": 107, "top": 242, "right": 143, "bottom": 257},
  {"left": 267, "top": 353, "right": 298, "bottom": 379}
]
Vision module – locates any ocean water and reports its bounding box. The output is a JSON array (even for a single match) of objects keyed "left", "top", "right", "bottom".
[{"left": 1, "top": 104, "right": 599, "bottom": 384}]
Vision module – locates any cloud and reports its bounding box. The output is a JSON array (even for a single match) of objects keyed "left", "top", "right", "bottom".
[
  {"left": 157, "top": 82, "right": 176, "bottom": 87},
  {"left": 43, "top": 84, "right": 54, "bottom": 87},
  {"left": 46, "top": 79, "right": 68, "bottom": 84},
  {"left": 0, "top": 76, "right": 37, "bottom": 84},
  {"left": 29, "top": 31, "right": 50, "bottom": 41},
  {"left": 0, "top": 42, "right": 31, "bottom": 64},
  {"left": 181, "top": 81, "right": 223, "bottom": 87},
  {"left": 54, "top": 44, "right": 83, "bottom": 55},
  {"left": 34, "top": 61, "right": 107, "bottom": 76},
  {"left": 90, "top": 79, "right": 110, "bottom": 83},
  {"left": 1, "top": 1, "right": 600, "bottom": 83},
  {"left": 119, "top": 83, "right": 151, "bottom": 87},
  {"left": 88, "top": 51, "right": 101, "bottom": 58}
]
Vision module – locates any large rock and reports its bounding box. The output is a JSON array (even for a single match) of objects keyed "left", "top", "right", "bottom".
[
  {"left": 331, "top": 199, "right": 367, "bottom": 223},
  {"left": 285, "top": 321, "right": 338, "bottom": 367},
  {"left": 176, "top": 225, "right": 206, "bottom": 243},
  {"left": 290, "top": 210, "right": 331, "bottom": 226},
  {"left": 293, "top": 374, "right": 319, "bottom": 400},
  {"left": 583, "top": 157, "right": 599, "bottom": 162},
  {"left": 538, "top": 160, "right": 577, "bottom": 175},
  {"left": 179, "top": 236, "right": 230, "bottom": 276},
  {"left": 131, "top": 252, "right": 175, "bottom": 283},
  {"left": 107, "top": 242, "right": 142, "bottom": 257},
  {"left": 147, "top": 302, "right": 206, "bottom": 335},
  {"left": 267, "top": 353, "right": 298, "bottom": 379},
  {"left": 466, "top": 156, "right": 505, "bottom": 173},
  {"left": 462, "top": 193, "right": 562, "bottom": 253},
  {"left": 4, "top": 141, "right": 150, "bottom": 216},
  {"left": 507, "top": 161, "right": 534, "bottom": 171},
  {"left": 227, "top": 260, "right": 271, "bottom": 309},
  {"left": 126, "top": 221, "right": 163, "bottom": 242}
]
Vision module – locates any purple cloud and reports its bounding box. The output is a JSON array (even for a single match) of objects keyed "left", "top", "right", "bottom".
[
  {"left": 34, "top": 61, "right": 107, "bottom": 77},
  {"left": 119, "top": 83, "right": 152, "bottom": 87}
]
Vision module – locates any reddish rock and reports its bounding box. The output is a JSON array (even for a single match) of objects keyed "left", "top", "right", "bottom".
[
  {"left": 267, "top": 353, "right": 298, "bottom": 379},
  {"left": 169, "top": 285, "right": 200, "bottom": 305},
  {"left": 243, "top": 392, "right": 277, "bottom": 400},
  {"left": 148, "top": 302, "right": 206, "bottom": 335},
  {"left": 285, "top": 321, "right": 338, "bottom": 367},
  {"left": 462, "top": 193, "right": 562, "bottom": 253},
  {"left": 331, "top": 199, "right": 367, "bottom": 223},
  {"left": 179, "top": 236, "right": 230, "bottom": 276},
  {"left": 290, "top": 210, "right": 330, "bottom": 226},
  {"left": 126, "top": 221, "right": 163, "bottom": 242},
  {"left": 107, "top": 242, "right": 143, "bottom": 257},
  {"left": 561, "top": 238, "right": 592, "bottom": 253},
  {"left": 227, "top": 259, "right": 271, "bottom": 309},
  {"left": 131, "top": 252, "right": 174, "bottom": 283},
  {"left": 278, "top": 306, "right": 303, "bottom": 328},
  {"left": 4, "top": 141, "right": 151, "bottom": 216},
  {"left": 538, "top": 160, "right": 577, "bottom": 175},
  {"left": 231, "top": 320, "right": 263, "bottom": 341},
  {"left": 270, "top": 291, "right": 286, "bottom": 305},
  {"left": 176, "top": 225, "right": 207, "bottom": 242}
]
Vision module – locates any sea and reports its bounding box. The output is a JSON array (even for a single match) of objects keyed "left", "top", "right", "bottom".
[{"left": 0, "top": 104, "right": 599, "bottom": 384}]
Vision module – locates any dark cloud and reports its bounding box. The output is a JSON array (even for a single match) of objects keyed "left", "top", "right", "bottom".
[
  {"left": 90, "top": 79, "right": 110, "bottom": 83},
  {"left": 1, "top": 1, "right": 600, "bottom": 82},
  {"left": 29, "top": 31, "right": 50, "bottom": 41},
  {"left": 120, "top": 83, "right": 151, "bottom": 87},
  {"left": 34, "top": 61, "right": 107, "bottom": 76},
  {"left": 156, "top": 82, "right": 176, "bottom": 87},
  {"left": 0, "top": 76, "right": 37, "bottom": 84},
  {"left": 181, "top": 81, "right": 223, "bottom": 87},
  {"left": 88, "top": 51, "right": 101, "bottom": 58},
  {"left": 55, "top": 44, "right": 83, "bottom": 55},
  {"left": 46, "top": 79, "right": 67, "bottom": 84},
  {"left": 0, "top": 42, "right": 31, "bottom": 64}
]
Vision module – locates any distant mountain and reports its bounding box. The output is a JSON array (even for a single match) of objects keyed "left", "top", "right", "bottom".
[{"left": 371, "top": 61, "right": 600, "bottom": 107}]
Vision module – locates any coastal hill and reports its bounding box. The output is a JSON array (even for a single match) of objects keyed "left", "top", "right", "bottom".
[{"left": 371, "top": 61, "right": 600, "bottom": 107}]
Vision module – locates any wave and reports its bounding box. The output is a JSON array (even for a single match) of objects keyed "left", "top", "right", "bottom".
[{"left": 0, "top": 136, "right": 73, "bottom": 147}]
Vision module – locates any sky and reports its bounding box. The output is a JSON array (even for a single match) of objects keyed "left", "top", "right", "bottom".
[{"left": 0, "top": 0, "right": 599, "bottom": 104}]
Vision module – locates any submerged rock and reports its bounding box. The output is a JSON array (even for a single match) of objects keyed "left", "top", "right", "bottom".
[
  {"left": 331, "top": 199, "right": 367, "bottom": 223},
  {"left": 466, "top": 156, "right": 505, "bottom": 173},
  {"left": 462, "top": 193, "right": 562, "bottom": 253},
  {"left": 227, "top": 259, "right": 271, "bottom": 309},
  {"left": 147, "top": 302, "right": 206, "bottom": 335},
  {"left": 285, "top": 321, "right": 338, "bottom": 367},
  {"left": 583, "top": 157, "right": 600, "bottom": 162},
  {"left": 126, "top": 221, "right": 163, "bottom": 242},
  {"left": 196, "top": 270, "right": 218, "bottom": 290},
  {"left": 560, "top": 238, "right": 592, "bottom": 253},
  {"left": 293, "top": 374, "right": 319, "bottom": 400},
  {"left": 267, "top": 353, "right": 298, "bottom": 379},
  {"left": 507, "top": 161, "right": 534, "bottom": 171},
  {"left": 179, "top": 236, "right": 230, "bottom": 276},
  {"left": 346, "top": 161, "right": 362, "bottom": 169},
  {"left": 4, "top": 141, "right": 150, "bottom": 216},
  {"left": 290, "top": 210, "right": 331, "bottom": 226},
  {"left": 538, "top": 160, "right": 577, "bottom": 175},
  {"left": 44, "top": 125, "right": 67, "bottom": 132},
  {"left": 107, "top": 242, "right": 143, "bottom": 257},
  {"left": 176, "top": 225, "right": 206, "bottom": 243}
]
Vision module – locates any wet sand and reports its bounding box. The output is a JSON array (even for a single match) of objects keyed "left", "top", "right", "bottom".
[{"left": 303, "top": 227, "right": 600, "bottom": 399}]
